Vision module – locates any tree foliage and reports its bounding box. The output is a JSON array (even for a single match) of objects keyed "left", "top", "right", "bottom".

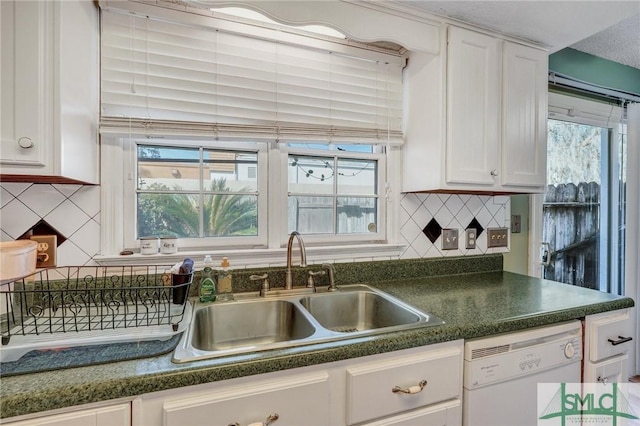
[
  {"left": 138, "top": 179, "right": 257, "bottom": 238},
  {"left": 547, "top": 119, "right": 602, "bottom": 185}
]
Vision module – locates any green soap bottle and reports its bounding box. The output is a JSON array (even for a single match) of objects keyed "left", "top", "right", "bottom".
[{"left": 199, "top": 255, "right": 216, "bottom": 302}]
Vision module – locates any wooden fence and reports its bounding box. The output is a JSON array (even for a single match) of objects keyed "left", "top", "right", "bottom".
[{"left": 542, "top": 182, "right": 600, "bottom": 289}]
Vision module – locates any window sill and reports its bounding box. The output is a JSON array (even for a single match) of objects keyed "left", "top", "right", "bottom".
[{"left": 93, "top": 243, "right": 406, "bottom": 268}]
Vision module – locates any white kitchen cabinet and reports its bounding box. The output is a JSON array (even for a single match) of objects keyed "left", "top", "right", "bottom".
[
  {"left": 445, "top": 27, "right": 501, "bottom": 187},
  {"left": 3, "top": 402, "right": 131, "bottom": 426},
  {"left": 362, "top": 400, "right": 461, "bottom": 426},
  {"left": 160, "top": 371, "right": 330, "bottom": 426},
  {"left": 346, "top": 345, "right": 461, "bottom": 425},
  {"left": 501, "top": 41, "right": 548, "bottom": 188},
  {"left": 136, "top": 341, "right": 463, "bottom": 426},
  {"left": 403, "top": 26, "right": 547, "bottom": 194},
  {"left": 0, "top": 0, "right": 99, "bottom": 184},
  {"left": 583, "top": 308, "right": 633, "bottom": 383}
]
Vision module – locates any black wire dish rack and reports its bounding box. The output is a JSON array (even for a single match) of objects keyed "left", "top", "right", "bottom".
[{"left": 0, "top": 265, "right": 193, "bottom": 363}]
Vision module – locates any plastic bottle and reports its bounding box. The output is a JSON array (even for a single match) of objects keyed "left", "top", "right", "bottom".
[
  {"left": 216, "top": 257, "right": 234, "bottom": 302},
  {"left": 199, "top": 255, "right": 216, "bottom": 302}
]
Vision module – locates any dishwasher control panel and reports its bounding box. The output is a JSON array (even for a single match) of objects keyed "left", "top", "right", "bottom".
[{"left": 463, "top": 321, "right": 582, "bottom": 389}]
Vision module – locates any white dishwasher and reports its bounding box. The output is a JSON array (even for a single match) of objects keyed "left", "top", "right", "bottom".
[{"left": 463, "top": 320, "right": 582, "bottom": 426}]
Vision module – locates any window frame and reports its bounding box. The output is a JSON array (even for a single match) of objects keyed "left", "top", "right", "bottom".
[
  {"left": 123, "top": 138, "right": 269, "bottom": 251},
  {"left": 278, "top": 144, "right": 386, "bottom": 247},
  {"left": 99, "top": 135, "right": 404, "bottom": 265},
  {"left": 529, "top": 92, "right": 624, "bottom": 288},
  {"left": 116, "top": 137, "right": 389, "bottom": 253}
]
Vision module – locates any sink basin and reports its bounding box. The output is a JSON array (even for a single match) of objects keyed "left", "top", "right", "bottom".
[
  {"left": 191, "top": 300, "right": 315, "bottom": 351},
  {"left": 299, "top": 291, "right": 421, "bottom": 332},
  {"left": 173, "top": 285, "right": 444, "bottom": 363}
]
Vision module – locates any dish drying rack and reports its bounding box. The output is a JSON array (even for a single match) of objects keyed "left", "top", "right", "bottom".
[{"left": 0, "top": 265, "right": 193, "bottom": 363}]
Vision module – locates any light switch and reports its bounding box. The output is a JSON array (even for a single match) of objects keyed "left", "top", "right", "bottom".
[
  {"left": 487, "top": 228, "right": 509, "bottom": 248},
  {"left": 511, "top": 215, "right": 522, "bottom": 233},
  {"left": 442, "top": 228, "right": 459, "bottom": 250}
]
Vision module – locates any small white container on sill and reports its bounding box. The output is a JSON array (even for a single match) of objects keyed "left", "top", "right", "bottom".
[
  {"left": 160, "top": 237, "right": 178, "bottom": 254},
  {"left": 140, "top": 237, "right": 159, "bottom": 255}
]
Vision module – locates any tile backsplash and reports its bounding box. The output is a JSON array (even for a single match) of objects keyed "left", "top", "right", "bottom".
[
  {"left": 399, "top": 193, "right": 510, "bottom": 259},
  {"left": 1, "top": 183, "right": 101, "bottom": 266},
  {"left": 0, "top": 184, "right": 509, "bottom": 266}
]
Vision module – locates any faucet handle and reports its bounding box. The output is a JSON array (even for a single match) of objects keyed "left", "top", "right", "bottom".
[
  {"left": 250, "top": 273, "right": 270, "bottom": 297},
  {"left": 321, "top": 263, "right": 338, "bottom": 292},
  {"left": 307, "top": 270, "right": 326, "bottom": 291}
]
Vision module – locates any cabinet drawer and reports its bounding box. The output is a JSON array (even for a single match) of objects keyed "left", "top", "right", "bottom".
[
  {"left": 588, "top": 309, "right": 633, "bottom": 362},
  {"left": 161, "top": 372, "right": 329, "bottom": 426},
  {"left": 346, "top": 344, "right": 462, "bottom": 425},
  {"left": 5, "top": 403, "right": 131, "bottom": 426},
  {"left": 362, "top": 399, "right": 461, "bottom": 426},
  {"left": 585, "top": 353, "right": 629, "bottom": 383}
]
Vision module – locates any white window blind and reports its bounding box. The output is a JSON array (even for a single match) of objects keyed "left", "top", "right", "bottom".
[{"left": 100, "top": 5, "right": 404, "bottom": 143}]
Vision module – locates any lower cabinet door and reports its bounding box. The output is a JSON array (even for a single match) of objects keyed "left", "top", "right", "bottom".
[
  {"left": 5, "top": 403, "right": 131, "bottom": 426},
  {"left": 161, "top": 372, "right": 329, "bottom": 426},
  {"left": 584, "top": 353, "right": 629, "bottom": 383},
  {"left": 362, "top": 399, "right": 461, "bottom": 426}
]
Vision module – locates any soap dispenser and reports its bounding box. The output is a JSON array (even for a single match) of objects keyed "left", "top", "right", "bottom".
[
  {"left": 199, "top": 255, "right": 216, "bottom": 302},
  {"left": 216, "top": 257, "right": 234, "bottom": 301}
]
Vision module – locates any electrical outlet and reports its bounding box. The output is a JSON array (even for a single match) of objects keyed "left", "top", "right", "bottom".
[
  {"left": 465, "top": 228, "right": 477, "bottom": 249},
  {"left": 511, "top": 215, "right": 522, "bottom": 233},
  {"left": 442, "top": 228, "right": 459, "bottom": 250},
  {"left": 487, "top": 228, "right": 509, "bottom": 248},
  {"left": 30, "top": 235, "right": 57, "bottom": 267}
]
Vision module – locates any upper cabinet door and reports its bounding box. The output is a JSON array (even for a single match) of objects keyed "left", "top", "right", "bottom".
[
  {"left": 0, "top": 0, "right": 99, "bottom": 184},
  {"left": 0, "top": 0, "right": 49, "bottom": 168},
  {"left": 446, "top": 26, "right": 501, "bottom": 186},
  {"left": 502, "top": 42, "right": 548, "bottom": 188}
]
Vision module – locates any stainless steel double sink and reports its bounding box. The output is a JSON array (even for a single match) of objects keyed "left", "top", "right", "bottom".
[{"left": 172, "top": 284, "right": 444, "bottom": 363}]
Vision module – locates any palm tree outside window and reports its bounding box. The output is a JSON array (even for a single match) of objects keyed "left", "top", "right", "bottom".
[{"left": 136, "top": 145, "right": 259, "bottom": 239}]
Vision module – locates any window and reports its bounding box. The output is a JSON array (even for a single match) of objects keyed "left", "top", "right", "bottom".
[
  {"left": 136, "top": 144, "right": 260, "bottom": 239},
  {"left": 121, "top": 139, "right": 268, "bottom": 250},
  {"left": 99, "top": 1, "right": 403, "bottom": 256},
  {"left": 286, "top": 144, "right": 383, "bottom": 238},
  {"left": 533, "top": 92, "right": 626, "bottom": 295}
]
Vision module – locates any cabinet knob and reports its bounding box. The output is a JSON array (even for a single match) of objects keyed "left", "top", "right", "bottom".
[
  {"left": 18, "top": 137, "right": 34, "bottom": 149},
  {"left": 490, "top": 169, "right": 499, "bottom": 177}
]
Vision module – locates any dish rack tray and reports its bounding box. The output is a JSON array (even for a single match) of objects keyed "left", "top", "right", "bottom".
[{"left": 0, "top": 265, "right": 193, "bottom": 358}]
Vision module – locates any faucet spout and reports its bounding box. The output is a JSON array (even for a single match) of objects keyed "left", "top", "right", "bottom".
[{"left": 285, "top": 231, "right": 307, "bottom": 289}]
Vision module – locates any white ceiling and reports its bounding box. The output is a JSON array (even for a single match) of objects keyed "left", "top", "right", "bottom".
[{"left": 394, "top": 1, "right": 640, "bottom": 69}]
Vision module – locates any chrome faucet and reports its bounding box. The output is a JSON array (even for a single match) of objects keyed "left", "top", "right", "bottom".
[{"left": 285, "top": 231, "right": 307, "bottom": 289}]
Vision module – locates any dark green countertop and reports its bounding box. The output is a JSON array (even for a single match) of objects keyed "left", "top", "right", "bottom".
[{"left": 0, "top": 271, "right": 634, "bottom": 419}]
